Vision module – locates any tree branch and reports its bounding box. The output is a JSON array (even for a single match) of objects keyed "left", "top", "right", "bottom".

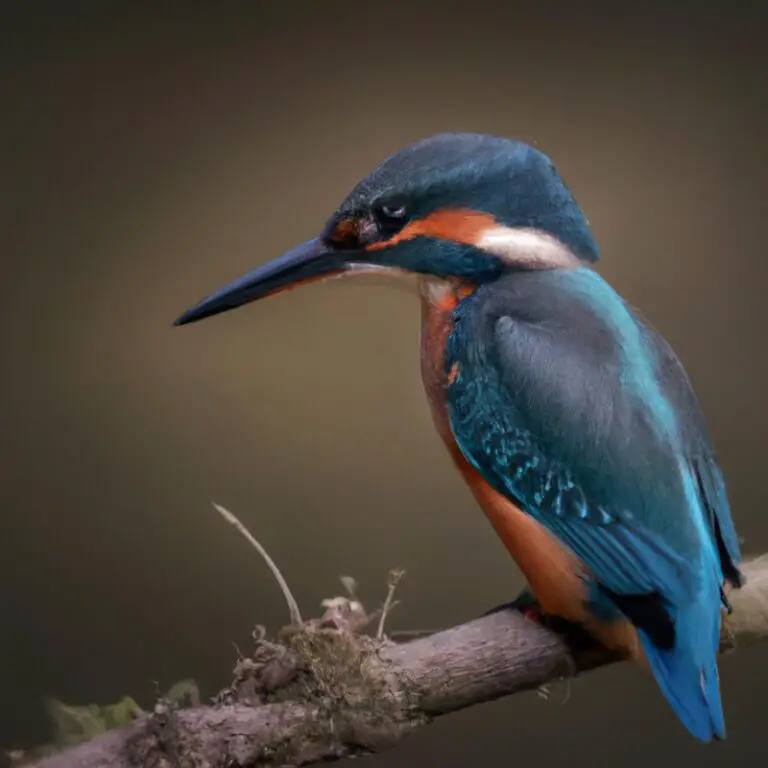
[{"left": 18, "top": 530, "right": 768, "bottom": 768}]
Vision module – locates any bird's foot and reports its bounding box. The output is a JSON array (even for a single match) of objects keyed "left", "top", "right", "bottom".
[
  {"left": 484, "top": 586, "right": 540, "bottom": 619},
  {"left": 484, "top": 589, "right": 598, "bottom": 655},
  {"left": 483, "top": 587, "right": 563, "bottom": 630}
]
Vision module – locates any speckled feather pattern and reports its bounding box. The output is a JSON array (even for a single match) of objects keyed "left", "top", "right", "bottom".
[{"left": 445, "top": 268, "right": 738, "bottom": 574}]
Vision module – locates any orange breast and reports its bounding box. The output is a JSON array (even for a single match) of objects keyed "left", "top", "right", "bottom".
[{"left": 419, "top": 283, "right": 640, "bottom": 657}]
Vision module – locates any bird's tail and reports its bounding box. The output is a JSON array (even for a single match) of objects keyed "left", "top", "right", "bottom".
[{"left": 639, "top": 572, "right": 725, "bottom": 742}]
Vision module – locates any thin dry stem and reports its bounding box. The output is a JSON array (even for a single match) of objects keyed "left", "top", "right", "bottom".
[
  {"left": 376, "top": 568, "right": 405, "bottom": 640},
  {"left": 212, "top": 501, "right": 303, "bottom": 626}
]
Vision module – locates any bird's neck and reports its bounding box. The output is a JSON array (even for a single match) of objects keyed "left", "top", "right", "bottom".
[
  {"left": 417, "top": 275, "right": 476, "bottom": 312},
  {"left": 418, "top": 276, "right": 476, "bottom": 445}
]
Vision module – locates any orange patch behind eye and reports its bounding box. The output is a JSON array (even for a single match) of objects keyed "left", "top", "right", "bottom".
[{"left": 366, "top": 208, "right": 497, "bottom": 251}]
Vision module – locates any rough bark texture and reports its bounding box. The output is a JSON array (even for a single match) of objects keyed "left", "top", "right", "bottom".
[{"left": 21, "top": 554, "right": 768, "bottom": 768}]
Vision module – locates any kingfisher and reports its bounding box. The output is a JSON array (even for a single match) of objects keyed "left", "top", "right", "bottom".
[{"left": 175, "top": 133, "right": 743, "bottom": 741}]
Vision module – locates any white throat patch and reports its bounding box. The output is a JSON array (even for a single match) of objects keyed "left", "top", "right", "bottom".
[{"left": 418, "top": 276, "right": 455, "bottom": 307}]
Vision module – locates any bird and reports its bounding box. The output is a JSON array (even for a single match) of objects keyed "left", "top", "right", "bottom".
[{"left": 175, "top": 132, "right": 744, "bottom": 742}]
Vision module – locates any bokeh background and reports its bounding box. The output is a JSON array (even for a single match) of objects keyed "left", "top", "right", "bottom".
[{"left": 1, "top": 2, "right": 766, "bottom": 765}]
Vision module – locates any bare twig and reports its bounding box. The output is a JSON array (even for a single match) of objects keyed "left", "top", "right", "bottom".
[
  {"left": 376, "top": 568, "right": 405, "bottom": 640},
  {"left": 212, "top": 502, "right": 303, "bottom": 626}
]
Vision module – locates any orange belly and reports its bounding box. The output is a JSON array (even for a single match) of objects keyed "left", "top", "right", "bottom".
[{"left": 419, "top": 282, "right": 640, "bottom": 657}]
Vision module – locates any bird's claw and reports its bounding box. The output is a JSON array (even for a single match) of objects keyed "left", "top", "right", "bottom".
[
  {"left": 484, "top": 590, "right": 598, "bottom": 654},
  {"left": 483, "top": 587, "right": 540, "bottom": 618},
  {"left": 483, "top": 589, "right": 552, "bottom": 627}
]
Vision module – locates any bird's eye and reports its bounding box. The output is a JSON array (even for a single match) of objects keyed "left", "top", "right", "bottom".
[{"left": 377, "top": 203, "right": 407, "bottom": 221}]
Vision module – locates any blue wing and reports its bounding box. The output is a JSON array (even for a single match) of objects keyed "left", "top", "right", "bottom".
[
  {"left": 639, "top": 318, "right": 743, "bottom": 587},
  {"left": 445, "top": 267, "right": 739, "bottom": 740}
]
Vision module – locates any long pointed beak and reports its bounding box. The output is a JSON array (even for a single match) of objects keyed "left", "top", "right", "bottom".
[{"left": 174, "top": 238, "right": 351, "bottom": 326}]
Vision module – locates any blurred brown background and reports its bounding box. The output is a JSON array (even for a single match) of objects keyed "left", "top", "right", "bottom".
[{"left": 1, "top": 2, "right": 766, "bottom": 765}]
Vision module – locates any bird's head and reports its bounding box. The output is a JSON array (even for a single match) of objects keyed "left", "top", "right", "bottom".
[{"left": 174, "top": 132, "right": 599, "bottom": 325}]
